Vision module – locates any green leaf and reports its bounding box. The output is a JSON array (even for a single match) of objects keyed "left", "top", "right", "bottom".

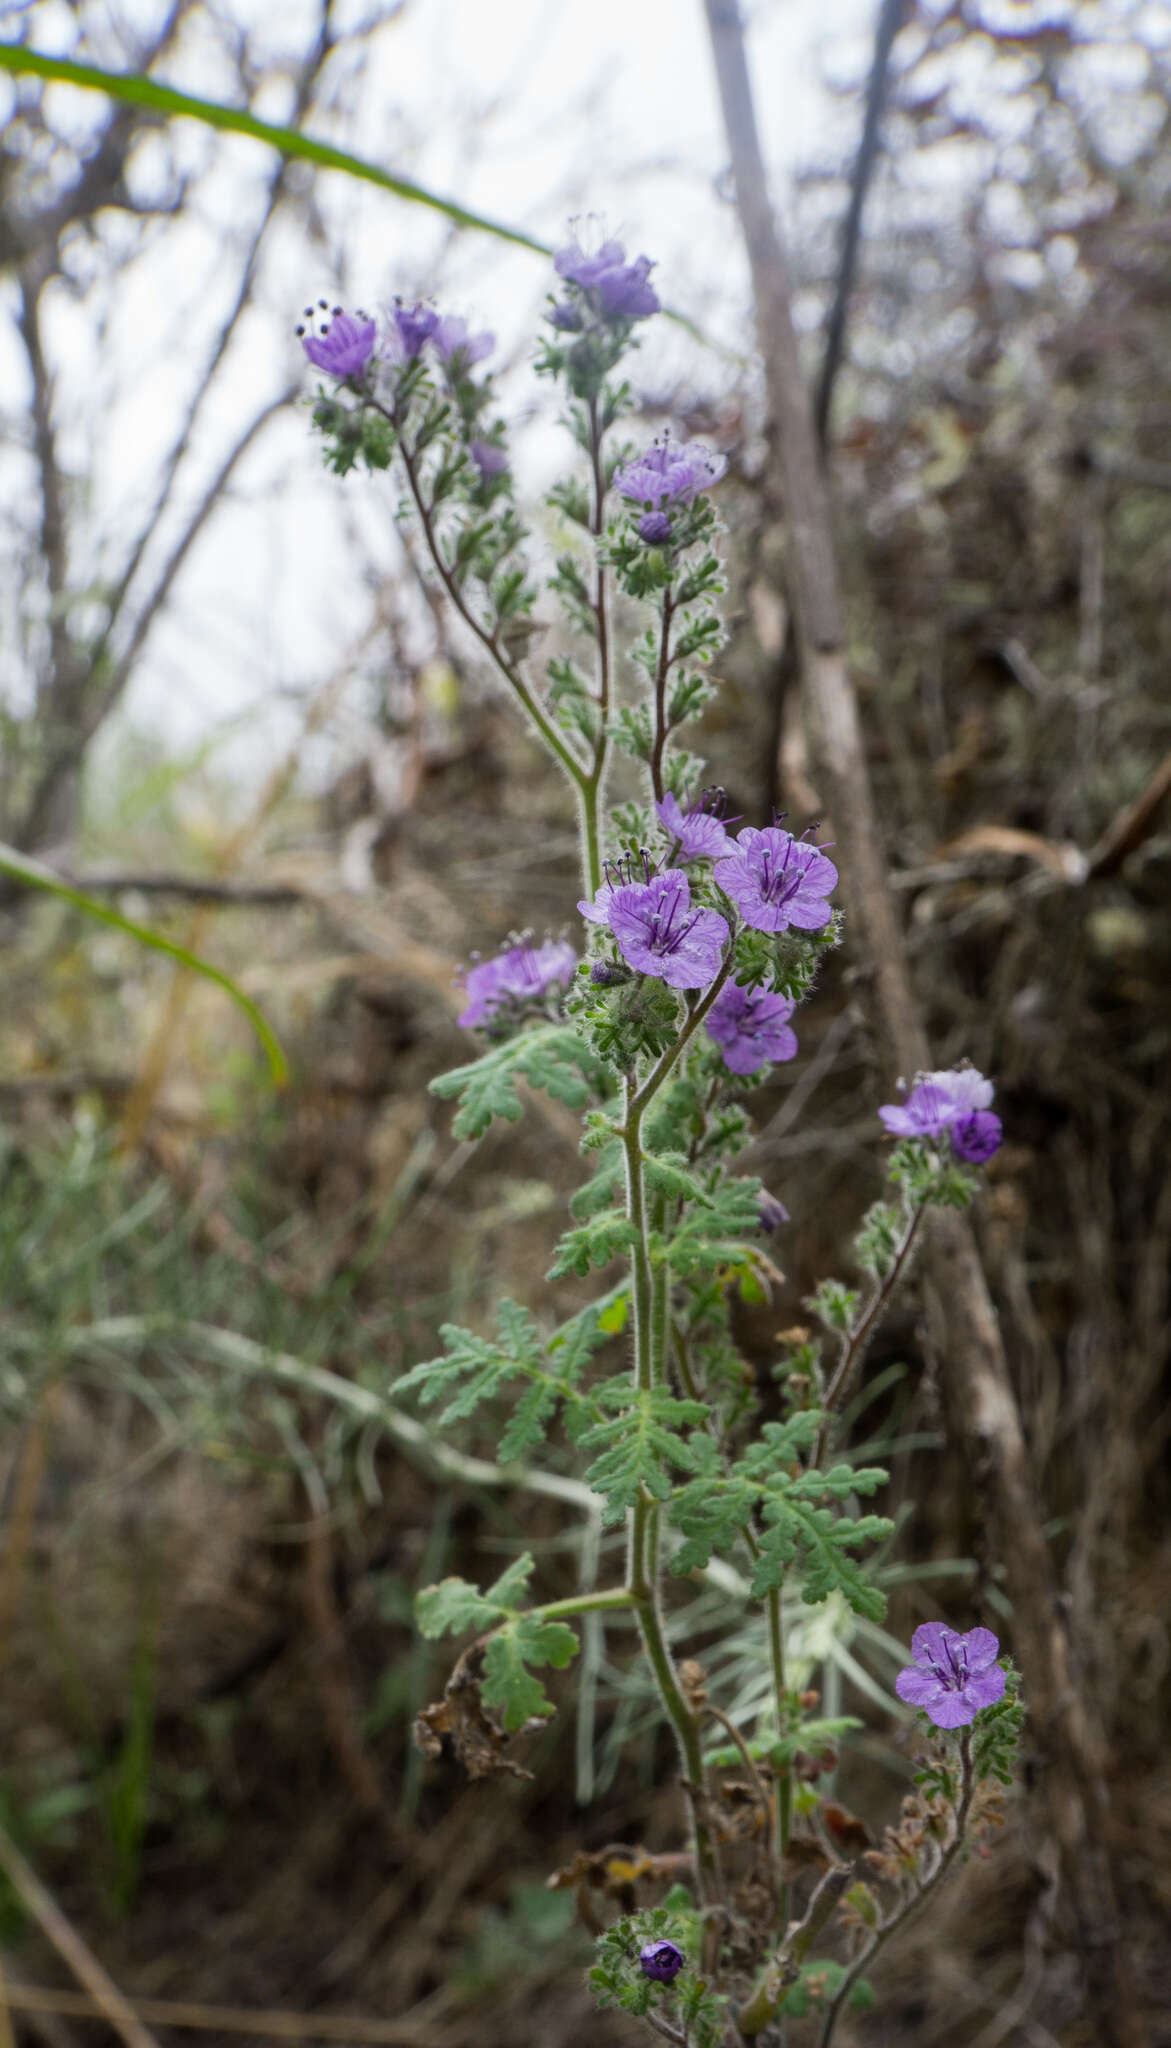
[
  {"left": 431, "top": 1026, "right": 600, "bottom": 1140},
  {"left": 482, "top": 1614, "right": 579, "bottom": 1731},
  {"left": 0, "top": 842, "right": 287, "bottom": 1085},
  {"left": 415, "top": 1553, "right": 537, "bottom": 1640},
  {"left": 547, "top": 1209, "right": 637, "bottom": 1280},
  {"left": 0, "top": 48, "right": 549, "bottom": 254},
  {"left": 579, "top": 1384, "right": 709, "bottom": 1524},
  {"left": 396, "top": 1299, "right": 594, "bottom": 1452}
]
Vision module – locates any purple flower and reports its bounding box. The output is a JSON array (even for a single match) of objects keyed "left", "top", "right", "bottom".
[
  {"left": 756, "top": 1188, "right": 791, "bottom": 1233},
  {"left": 588, "top": 869, "right": 728, "bottom": 990},
  {"left": 470, "top": 438, "right": 508, "bottom": 479},
  {"left": 458, "top": 940, "right": 577, "bottom": 1028},
  {"left": 895, "top": 1623, "right": 1006, "bottom": 1729},
  {"left": 714, "top": 826, "right": 837, "bottom": 935},
  {"left": 615, "top": 435, "right": 727, "bottom": 521},
  {"left": 554, "top": 236, "right": 660, "bottom": 320},
  {"left": 705, "top": 980, "right": 798, "bottom": 1076},
  {"left": 299, "top": 306, "right": 376, "bottom": 380},
  {"left": 655, "top": 791, "right": 736, "bottom": 862},
  {"left": 951, "top": 1109, "right": 1002, "bottom": 1163},
  {"left": 878, "top": 1067, "right": 1002, "bottom": 1163},
  {"left": 639, "top": 1940, "right": 685, "bottom": 1984},
  {"left": 433, "top": 314, "right": 494, "bottom": 371},
  {"left": 390, "top": 301, "right": 439, "bottom": 361}
]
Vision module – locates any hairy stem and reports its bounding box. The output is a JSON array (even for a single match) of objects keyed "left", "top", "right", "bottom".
[
  {"left": 388, "top": 403, "right": 588, "bottom": 794},
  {"left": 817, "top": 1728, "right": 975, "bottom": 2048},
  {"left": 650, "top": 586, "right": 676, "bottom": 802}
]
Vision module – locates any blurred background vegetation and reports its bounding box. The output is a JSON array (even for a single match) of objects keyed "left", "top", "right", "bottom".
[{"left": 1, "top": 0, "right": 1169, "bottom": 2043}]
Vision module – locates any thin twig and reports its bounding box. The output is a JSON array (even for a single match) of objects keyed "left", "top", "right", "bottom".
[
  {"left": 0, "top": 1980, "right": 449, "bottom": 2046},
  {"left": 0, "top": 1832, "right": 160, "bottom": 2048}
]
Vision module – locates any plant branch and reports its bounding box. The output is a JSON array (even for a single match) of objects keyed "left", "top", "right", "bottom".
[{"left": 814, "top": 1199, "right": 926, "bottom": 1464}]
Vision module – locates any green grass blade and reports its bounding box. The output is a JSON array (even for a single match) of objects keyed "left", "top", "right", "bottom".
[
  {"left": 0, "top": 46, "right": 552, "bottom": 256},
  {"left": 0, "top": 843, "right": 288, "bottom": 1086}
]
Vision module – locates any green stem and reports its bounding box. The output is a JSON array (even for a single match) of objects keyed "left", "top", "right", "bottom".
[
  {"left": 650, "top": 586, "right": 675, "bottom": 802},
  {"left": 630, "top": 950, "right": 736, "bottom": 1120},
  {"left": 530, "top": 1588, "right": 638, "bottom": 1622},
  {"left": 767, "top": 1585, "right": 792, "bottom": 1927}
]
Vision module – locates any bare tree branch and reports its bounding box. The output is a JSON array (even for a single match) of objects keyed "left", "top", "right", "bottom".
[{"left": 814, "top": 0, "right": 909, "bottom": 449}]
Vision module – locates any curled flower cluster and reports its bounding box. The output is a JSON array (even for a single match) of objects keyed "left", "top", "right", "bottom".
[
  {"left": 878, "top": 1068, "right": 1002, "bottom": 1163},
  {"left": 615, "top": 435, "right": 727, "bottom": 543},
  {"left": 300, "top": 299, "right": 494, "bottom": 382},
  {"left": 298, "top": 301, "right": 377, "bottom": 380},
  {"left": 654, "top": 790, "right": 736, "bottom": 862},
  {"left": 552, "top": 234, "right": 660, "bottom": 324},
  {"left": 458, "top": 940, "right": 577, "bottom": 1029}
]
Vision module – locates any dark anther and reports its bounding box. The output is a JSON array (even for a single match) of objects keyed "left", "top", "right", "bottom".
[
  {"left": 333, "top": 304, "right": 342, "bottom": 315},
  {"left": 303, "top": 306, "right": 313, "bottom": 317},
  {"left": 295, "top": 325, "right": 305, "bottom": 336}
]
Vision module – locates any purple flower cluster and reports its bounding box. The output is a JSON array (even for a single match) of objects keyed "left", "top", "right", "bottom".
[
  {"left": 878, "top": 1068, "right": 1002, "bottom": 1164},
  {"left": 895, "top": 1623, "right": 1006, "bottom": 1729},
  {"left": 553, "top": 235, "right": 660, "bottom": 322},
  {"left": 705, "top": 980, "right": 798, "bottom": 1076},
  {"left": 579, "top": 863, "right": 728, "bottom": 991},
  {"left": 615, "top": 435, "right": 727, "bottom": 543},
  {"left": 433, "top": 313, "right": 495, "bottom": 373},
  {"left": 638, "top": 1940, "right": 685, "bottom": 1984},
  {"left": 298, "top": 302, "right": 377, "bottom": 380},
  {"left": 458, "top": 940, "right": 576, "bottom": 1028},
  {"left": 714, "top": 826, "right": 837, "bottom": 935}
]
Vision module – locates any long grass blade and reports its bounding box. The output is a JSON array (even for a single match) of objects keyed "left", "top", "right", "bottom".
[
  {"left": 0, "top": 47, "right": 551, "bottom": 256},
  {"left": 0, "top": 844, "right": 288, "bottom": 1086}
]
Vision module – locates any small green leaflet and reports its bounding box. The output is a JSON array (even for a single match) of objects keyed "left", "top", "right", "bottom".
[
  {"left": 430, "top": 1025, "right": 601, "bottom": 1139},
  {"left": 415, "top": 1552, "right": 578, "bottom": 1732},
  {"left": 579, "top": 1378, "right": 710, "bottom": 1524},
  {"left": 395, "top": 1297, "right": 595, "bottom": 1457},
  {"left": 668, "top": 1422, "right": 893, "bottom": 1620},
  {"left": 416, "top": 1552, "right": 538, "bottom": 1638},
  {"left": 548, "top": 1209, "right": 637, "bottom": 1280},
  {"left": 482, "top": 1615, "right": 578, "bottom": 1731}
]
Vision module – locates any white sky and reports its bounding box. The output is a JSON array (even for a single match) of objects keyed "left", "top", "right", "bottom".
[{"left": 4, "top": 0, "right": 878, "bottom": 821}]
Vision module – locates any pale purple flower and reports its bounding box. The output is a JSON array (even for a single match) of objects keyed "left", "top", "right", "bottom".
[
  {"left": 639, "top": 1940, "right": 685, "bottom": 1984},
  {"left": 554, "top": 237, "right": 660, "bottom": 320},
  {"left": 655, "top": 792, "right": 737, "bottom": 862},
  {"left": 390, "top": 301, "right": 439, "bottom": 360},
  {"left": 598, "top": 869, "right": 728, "bottom": 990},
  {"left": 458, "top": 940, "right": 577, "bottom": 1028},
  {"left": 299, "top": 306, "right": 376, "bottom": 379},
  {"left": 433, "top": 314, "right": 494, "bottom": 370},
  {"left": 714, "top": 826, "right": 837, "bottom": 935},
  {"left": 756, "top": 1188, "right": 791, "bottom": 1232},
  {"left": 615, "top": 436, "right": 727, "bottom": 520},
  {"left": 470, "top": 438, "right": 508, "bottom": 479},
  {"left": 878, "top": 1067, "right": 1002, "bottom": 1163},
  {"left": 705, "top": 980, "right": 798, "bottom": 1076},
  {"left": 895, "top": 1623, "right": 1006, "bottom": 1729}
]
